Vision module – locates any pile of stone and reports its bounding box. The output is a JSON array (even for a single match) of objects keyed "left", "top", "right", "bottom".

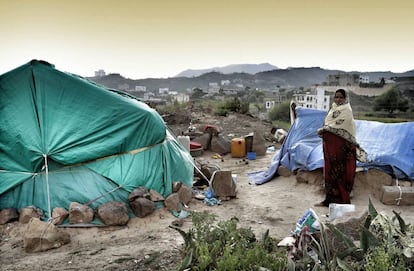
[
  {"left": 0, "top": 182, "right": 193, "bottom": 252},
  {"left": 187, "top": 124, "right": 267, "bottom": 157}
]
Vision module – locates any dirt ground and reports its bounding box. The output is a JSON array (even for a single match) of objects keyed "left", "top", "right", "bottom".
[{"left": 1, "top": 112, "right": 413, "bottom": 271}]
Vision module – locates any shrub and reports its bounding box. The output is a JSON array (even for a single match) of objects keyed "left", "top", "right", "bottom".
[{"left": 171, "top": 211, "right": 288, "bottom": 270}]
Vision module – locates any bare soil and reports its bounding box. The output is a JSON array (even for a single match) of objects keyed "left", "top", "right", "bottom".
[{"left": 1, "top": 111, "right": 413, "bottom": 271}]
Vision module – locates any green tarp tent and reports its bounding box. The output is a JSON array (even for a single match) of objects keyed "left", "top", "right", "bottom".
[{"left": 0, "top": 60, "right": 193, "bottom": 220}]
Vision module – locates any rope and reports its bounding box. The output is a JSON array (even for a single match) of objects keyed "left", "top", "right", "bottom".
[
  {"left": 391, "top": 165, "right": 402, "bottom": 205},
  {"left": 395, "top": 185, "right": 402, "bottom": 206},
  {"left": 84, "top": 185, "right": 123, "bottom": 206},
  {"left": 43, "top": 154, "right": 52, "bottom": 221}
]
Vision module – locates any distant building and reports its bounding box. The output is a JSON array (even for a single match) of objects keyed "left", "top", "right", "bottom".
[
  {"left": 327, "top": 73, "right": 359, "bottom": 86},
  {"left": 265, "top": 100, "right": 276, "bottom": 111},
  {"left": 134, "top": 86, "right": 147, "bottom": 92},
  {"left": 359, "top": 74, "right": 369, "bottom": 84},
  {"left": 172, "top": 93, "right": 190, "bottom": 103},
  {"left": 264, "top": 94, "right": 287, "bottom": 111},
  {"left": 159, "top": 88, "right": 169, "bottom": 94},
  {"left": 95, "top": 69, "right": 106, "bottom": 77},
  {"left": 292, "top": 87, "right": 330, "bottom": 111},
  {"left": 221, "top": 80, "right": 231, "bottom": 86},
  {"left": 208, "top": 82, "right": 220, "bottom": 93}
]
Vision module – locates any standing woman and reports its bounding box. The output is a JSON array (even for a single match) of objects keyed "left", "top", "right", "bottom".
[{"left": 316, "top": 89, "right": 366, "bottom": 207}]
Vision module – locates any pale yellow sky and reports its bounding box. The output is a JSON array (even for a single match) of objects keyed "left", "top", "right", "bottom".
[{"left": 1, "top": 0, "right": 413, "bottom": 79}]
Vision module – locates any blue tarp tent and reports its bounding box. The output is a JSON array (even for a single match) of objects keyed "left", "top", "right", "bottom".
[{"left": 249, "top": 107, "right": 414, "bottom": 184}]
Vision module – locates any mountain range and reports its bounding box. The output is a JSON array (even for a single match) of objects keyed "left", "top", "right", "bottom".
[
  {"left": 175, "top": 63, "right": 279, "bottom": 77},
  {"left": 90, "top": 64, "right": 414, "bottom": 92}
]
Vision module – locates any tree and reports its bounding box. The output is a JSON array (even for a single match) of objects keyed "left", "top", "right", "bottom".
[
  {"left": 268, "top": 102, "right": 291, "bottom": 122},
  {"left": 373, "top": 87, "right": 409, "bottom": 114},
  {"left": 191, "top": 88, "right": 204, "bottom": 100}
]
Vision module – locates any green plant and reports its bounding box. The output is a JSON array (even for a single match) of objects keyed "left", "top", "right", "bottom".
[
  {"left": 214, "top": 97, "right": 247, "bottom": 116},
  {"left": 289, "top": 198, "right": 414, "bottom": 270},
  {"left": 171, "top": 211, "right": 288, "bottom": 271},
  {"left": 268, "top": 101, "right": 291, "bottom": 123}
]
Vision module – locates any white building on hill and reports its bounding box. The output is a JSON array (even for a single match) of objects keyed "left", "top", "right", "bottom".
[{"left": 292, "top": 87, "right": 330, "bottom": 111}]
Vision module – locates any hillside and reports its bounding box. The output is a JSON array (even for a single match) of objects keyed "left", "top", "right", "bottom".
[
  {"left": 175, "top": 63, "right": 278, "bottom": 77},
  {"left": 89, "top": 67, "right": 414, "bottom": 93}
]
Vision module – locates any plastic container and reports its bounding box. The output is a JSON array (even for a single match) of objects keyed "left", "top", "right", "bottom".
[
  {"left": 329, "top": 204, "right": 355, "bottom": 221},
  {"left": 231, "top": 138, "right": 246, "bottom": 158},
  {"left": 244, "top": 133, "right": 254, "bottom": 153},
  {"left": 247, "top": 151, "right": 256, "bottom": 160},
  {"left": 177, "top": 135, "right": 190, "bottom": 152}
]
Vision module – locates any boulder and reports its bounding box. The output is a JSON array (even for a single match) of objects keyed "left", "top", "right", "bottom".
[
  {"left": 51, "top": 207, "right": 69, "bottom": 225},
  {"left": 210, "top": 135, "right": 231, "bottom": 154},
  {"left": 0, "top": 208, "right": 18, "bottom": 225},
  {"left": 24, "top": 218, "right": 70, "bottom": 253},
  {"left": 69, "top": 202, "right": 94, "bottom": 224},
  {"left": 164, "top": 193, "right": 181, "bottom": 212},
  {"left": 211, "top": 171, "right": 236, "bottom": 200},
  {"left": 277, "top": 165, "right": 292, "bottom": 177},
  {"left": 192, "top": 133, "right": 212, "bottom": 150},
  {"left": 130, "top": 198, "right": 155, "bottom": 218},
  {"left": 128, "top": 186, "right": 150, "bottom": 202},
  {"left": 97, "top": 201, "right": 129, "bottom": 225},
  {"left": 251, "top": 132, "right": 267, "bottom": 156},
  {"left": 19, "top": 206, "right": 44, "bottom": 224},
  {"left": 178, "top": 185, "right": 192, "bottom": 205}
]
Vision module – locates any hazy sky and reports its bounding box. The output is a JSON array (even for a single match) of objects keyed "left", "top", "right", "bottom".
[{"left": 1, "top": 0, "right": 413, "bottom": 79}]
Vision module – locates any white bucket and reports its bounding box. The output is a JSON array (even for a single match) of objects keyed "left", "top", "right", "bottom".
[
  {"left": 177, "top": 135, "right": 190, "bottom": 152},
  {"left": 329, "top": 203, "right": 355, "bottom": 221}
]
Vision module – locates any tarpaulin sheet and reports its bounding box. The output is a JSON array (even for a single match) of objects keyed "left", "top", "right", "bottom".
[{"left": 0, "top": 60, "right": 193, "bottom": 219}]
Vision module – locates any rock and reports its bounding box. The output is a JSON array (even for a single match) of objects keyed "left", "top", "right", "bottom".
[
  {"left": 24, "top": 218, "right": 71, "bottom": 253},
  {"left": 149, "top": 189, "right": 165, "bottom": 202},
  {"left": 128, "top": 186, "right": 150, "bottom": 202},
  {"left": 19, "top": 206, "right": 44, "bottom": 224},
  {"left": 69, "top": 202, "right": 94, "bottom": 224},
  {"left": 251, "top": 132, "right": 267, "bottom": 156},
  {"left": 130, "top": 198, "right": 155, "bottom": 218},
  {"left": 277, "top": 165, "right": 292, "bottom": 177},
  {"left": 211, "top": 170, "right": 236, "bottom": 199},
  {"left": 210, "top": 135, "right": 231, "bottom": 154},
  {"left": 380, "top": 186, "right": 414, "bottom": 205},
  {"left": 204, "top": 125, "right": 222, "bottom": 136},
  {"left": 164, "top": 193, "right": 181, "bottom": 212},
  {"left": 96, "top": 201, "right": 129, "bottom": 225},
  {"left": 192, "top": 133, "right": 212, "bottom": 150},
  {"left": 51, "top": 207, "right": 69, "bottom": 225},
  {"left": 178, "top": 185, "right": 192, "bottom": 205},
  {"left": 0, "top": 208, "right": 18, "bottom": 224},
  {"left": 172, "top": 182, "right": 182, "bottom": 193}
]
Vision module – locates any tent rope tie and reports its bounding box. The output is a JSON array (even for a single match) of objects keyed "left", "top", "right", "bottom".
[
  {"left": 391, "top": 165, "right": 402, "bottom": 206},
  {"left": 43, "top": 154, "right": 52, "bottom": 222},
  {"left": 66, "top": 142, "right": 161, "bottom": 169},
  {"left": 395, "top": 185, "right": 402, "bottom": 206},
  {"left": 84, "top": 185, "right": 123, "bottom": 207}
]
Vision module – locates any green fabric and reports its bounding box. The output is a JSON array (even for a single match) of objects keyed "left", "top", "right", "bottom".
[{"left": 0, "top": 60, "right": 193, "bottom": 219}]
